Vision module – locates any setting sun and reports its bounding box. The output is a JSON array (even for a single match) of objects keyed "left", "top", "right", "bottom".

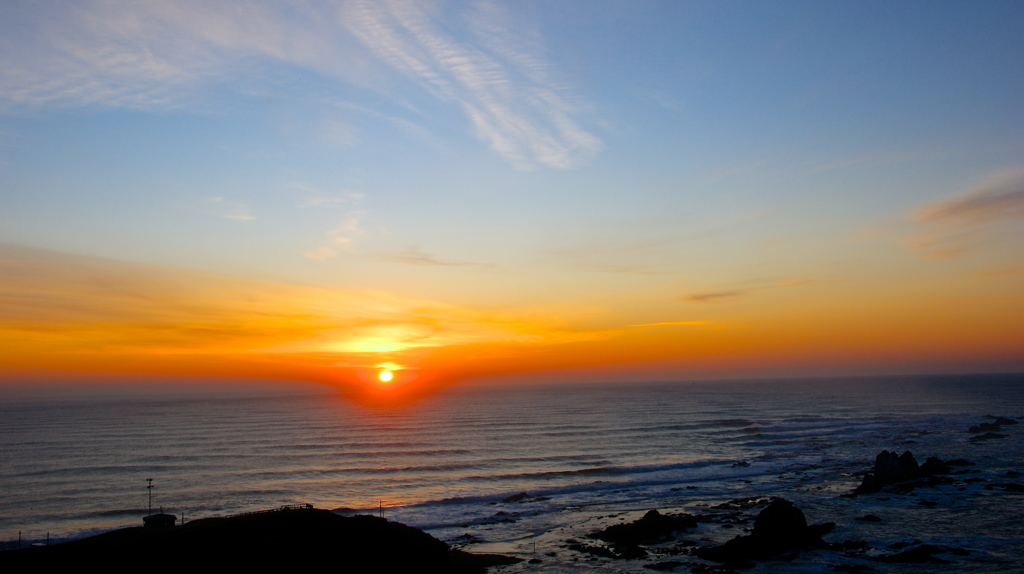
[{"left": 378, "top": 370, "right": 393, "bottom": 383}]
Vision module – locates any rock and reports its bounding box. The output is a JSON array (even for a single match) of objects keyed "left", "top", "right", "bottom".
[
  {"left": 855, "top": 515, "right": 882, "bottom": 522},
  {"left": 984, "top": 416, "right": 1018, "bottom": 425},
  {"left": 878, "top": 544, "right": 950, "bottom": 564},
  {"left": 969, "top": 432, "right": 1008, "bottom": 441},
  {"left": 753, "top": 497, "right": 807, "bottom": 543},
  {"left": 854, "top": 450, "right": 920, "bottom": 494},
  {"left": 501, "top": 492, "right": 533, "bottom": 503},
  {"left": 644, "top": 560, "right": 684, "bottom": 570},
  {"left": 985, "top": 483, "right": 1024, "bottom": 493},
  {"left": 970, "top": 416, "right": 1018, "bottom": 433},
  {"left": 919, "top": 457, "right": 950, "bottom": 476},
  {"left": 588, "top": 509, "right": 698, "bottom": 546},
  {"left": 946, "top": 458, "right": 975, "bottom": 466},
  {"left": 695, "top": 498, "right": 832, "bottom": 563},
  {"left": 567, "top": 541, "right": 620, "bottom": 559}
]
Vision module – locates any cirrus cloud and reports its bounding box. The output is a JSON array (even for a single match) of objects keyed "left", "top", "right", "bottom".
[{"left": 0, "top": 0, "right": 601, "bottom": 170}]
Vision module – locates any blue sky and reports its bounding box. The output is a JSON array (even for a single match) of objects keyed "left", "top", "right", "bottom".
[{"left": 1, "top": 1, "right": 1022, "bottom": 384}]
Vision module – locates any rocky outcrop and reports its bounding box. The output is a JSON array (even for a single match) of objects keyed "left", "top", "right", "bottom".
[
  {"left": 588, "top": 509, "right": 697, "bottom": 547},
  {"left": 695, "top": 498, "right": 833, "bottom": 563},
  {"left": 968, "top": 416, "right": 1017, "bottom": 438},
  {"left": 853, "top": 450, "right": 954, "bottom": 494},
  {"left": 919, "top": 456, "right": 950, "bottom": 475},
  {"left": 855, "top": 451, "right": 917, "bottom": 493},
  {"left": 500, "top": 492, "right": 549, "bottom": 503}
]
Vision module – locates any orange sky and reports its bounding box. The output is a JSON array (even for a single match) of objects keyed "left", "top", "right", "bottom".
[{"left": 2, "top": 243, "right": 1021, "bottom": 400}]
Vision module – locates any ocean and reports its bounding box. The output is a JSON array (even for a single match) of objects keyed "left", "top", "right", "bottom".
[{"left": 2, "top": 374, "right": 1023, "bottom": 572}]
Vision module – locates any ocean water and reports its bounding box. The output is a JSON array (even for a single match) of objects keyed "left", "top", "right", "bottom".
[{"left": 1, "top": 374, "right": 1023, "bottom": 572}]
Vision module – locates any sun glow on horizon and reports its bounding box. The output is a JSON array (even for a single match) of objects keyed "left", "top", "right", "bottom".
[{"left": 378, "top": 370, "right": 393, "bottom": 383}]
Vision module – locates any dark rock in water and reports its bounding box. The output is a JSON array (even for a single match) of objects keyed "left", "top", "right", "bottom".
[
  {"left": 970, "top": 416, "right": 1018, "bottom": 433},
  {"left": 644, "top": 560, "right": 685, "bottom": 570},
  {"left": 732, "top": 461, "right": 750, "bottom": 467},
  {"left": 853, "top": 451, "right": 961, "bottom": 494},
  {"left": 0, "top": 507, "right": 520, "bottom": 572},
  {"left": 880, "top": 450, "right": 920, "bottom": 483},
  {"left": 567, "top": 541, "right": 621, "bottom": 559},
  {"left": 695, "top": 498, "right": 832, "bottom": 563},
  {"left": 946, "top": 458, "right": 975, "bottom": 466},
  {"left": 588, "top": 510, "right": 698, "bottom": 546},
  {"left": 984, "top": 415, "right": 1018, "bottom": 425},
  {"left": 855, "top": 514, "right": 882, "bottom": 522},
  {"left": 855, "top": 450, "right": 919, "bottom": 494},
  {"left": 970, "top": 432, "right": 1008, "bottom": 441},
  {"left": 985, "top": 482, "right": 1024, "bottom": 493},
  {"left": 754, "top": 497, "right": 807, "bottom": 543},
  {"left": 500, "top": 492, "right": 548, "bottom": 503},
  {"left": 878, "top": 544, "right": 951, "bottom": 564},
  {"left": 919, "top": 457, "right": 950, "bottom": 476}
]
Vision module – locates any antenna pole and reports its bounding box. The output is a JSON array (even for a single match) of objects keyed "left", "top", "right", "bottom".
[{"left": 147, "top": 478, "right": 154, "bottom": 516}]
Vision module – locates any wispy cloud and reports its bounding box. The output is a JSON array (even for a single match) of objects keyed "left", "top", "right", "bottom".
[
  {"left": 0, "top": 1, "right": 350, "bottom": 110},
  {"left": 342, "top": 0, "right": 601, "bottom": 169},
  {"left": 204, "top": 196, "right": 255, "bottom": 221},
  {"left": 304, "top": 212, "right": 366, "bottom": 261},
  {"left": 1, "top": 1, "right": 601, "bottom": 169},
  {"left": 906, "top": 169, "right": 1024, "bottom": 259},
  {"left": 683, "top": 291, "right": 744, "bottom": 303},
  {"left": 682, "top": 278, "right": 815, "bottom": 303},
  {"left": 916, "top": 170, "right": 1024, "bottom": 225},
  {"left": 378, "top": 247, "right": 487, "bottom": 267},
  {"left": 289, "top": 183, "right": 364, "bottom": 208},
  {"left": 630, "top": 321, "right": 710, "bottom": 328}
]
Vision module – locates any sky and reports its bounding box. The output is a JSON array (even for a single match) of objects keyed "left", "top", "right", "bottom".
[{"left": 1, "top": 0, "right": 1022, "bottom": 397}]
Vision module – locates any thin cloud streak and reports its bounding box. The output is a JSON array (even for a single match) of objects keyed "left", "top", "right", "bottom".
[
  {"left": 630, "top": 321, "right": 710, "bottom": 328},
  {"left": 342, "top": 0, "right": 601, "bottom": 169},
  {"left": 916, "top": 170, "right": 1024, "bottom": 226},
  {"left": 379, "top": 247, "right": 488, "bottom": 267},
  {"left": 0, "top": 1, "right": 601, "bottom": 169},
  {"left": 683, "top": 291, "right": 744, "bottom": 303},
  {"left": 304, "top": 211, "right": 366, "bottom": 261},
  {"left": 682, "top": 278, "right": 816, "bottom": 303}
]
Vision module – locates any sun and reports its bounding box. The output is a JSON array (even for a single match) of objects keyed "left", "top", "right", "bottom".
[{"left": 378, "top": 370, "right": 394, "bottom": 383}]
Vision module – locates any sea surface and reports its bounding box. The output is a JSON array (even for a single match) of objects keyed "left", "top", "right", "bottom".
[{"left": 2, "top": 374, "right": 1023, "bottom": 572}]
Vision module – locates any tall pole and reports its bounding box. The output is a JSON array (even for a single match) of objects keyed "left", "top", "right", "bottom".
[{"left": 147, "top": 478, "right": 154, "bottom": 516}]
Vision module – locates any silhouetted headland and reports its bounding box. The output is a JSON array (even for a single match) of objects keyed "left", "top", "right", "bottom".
[{"left": 0, "top": 506, "right": 521, "bottom": 571}]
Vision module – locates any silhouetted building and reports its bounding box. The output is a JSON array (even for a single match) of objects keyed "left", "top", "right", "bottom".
[{"left": 143, "top": 513, "right": 176, "bottom": 528}]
